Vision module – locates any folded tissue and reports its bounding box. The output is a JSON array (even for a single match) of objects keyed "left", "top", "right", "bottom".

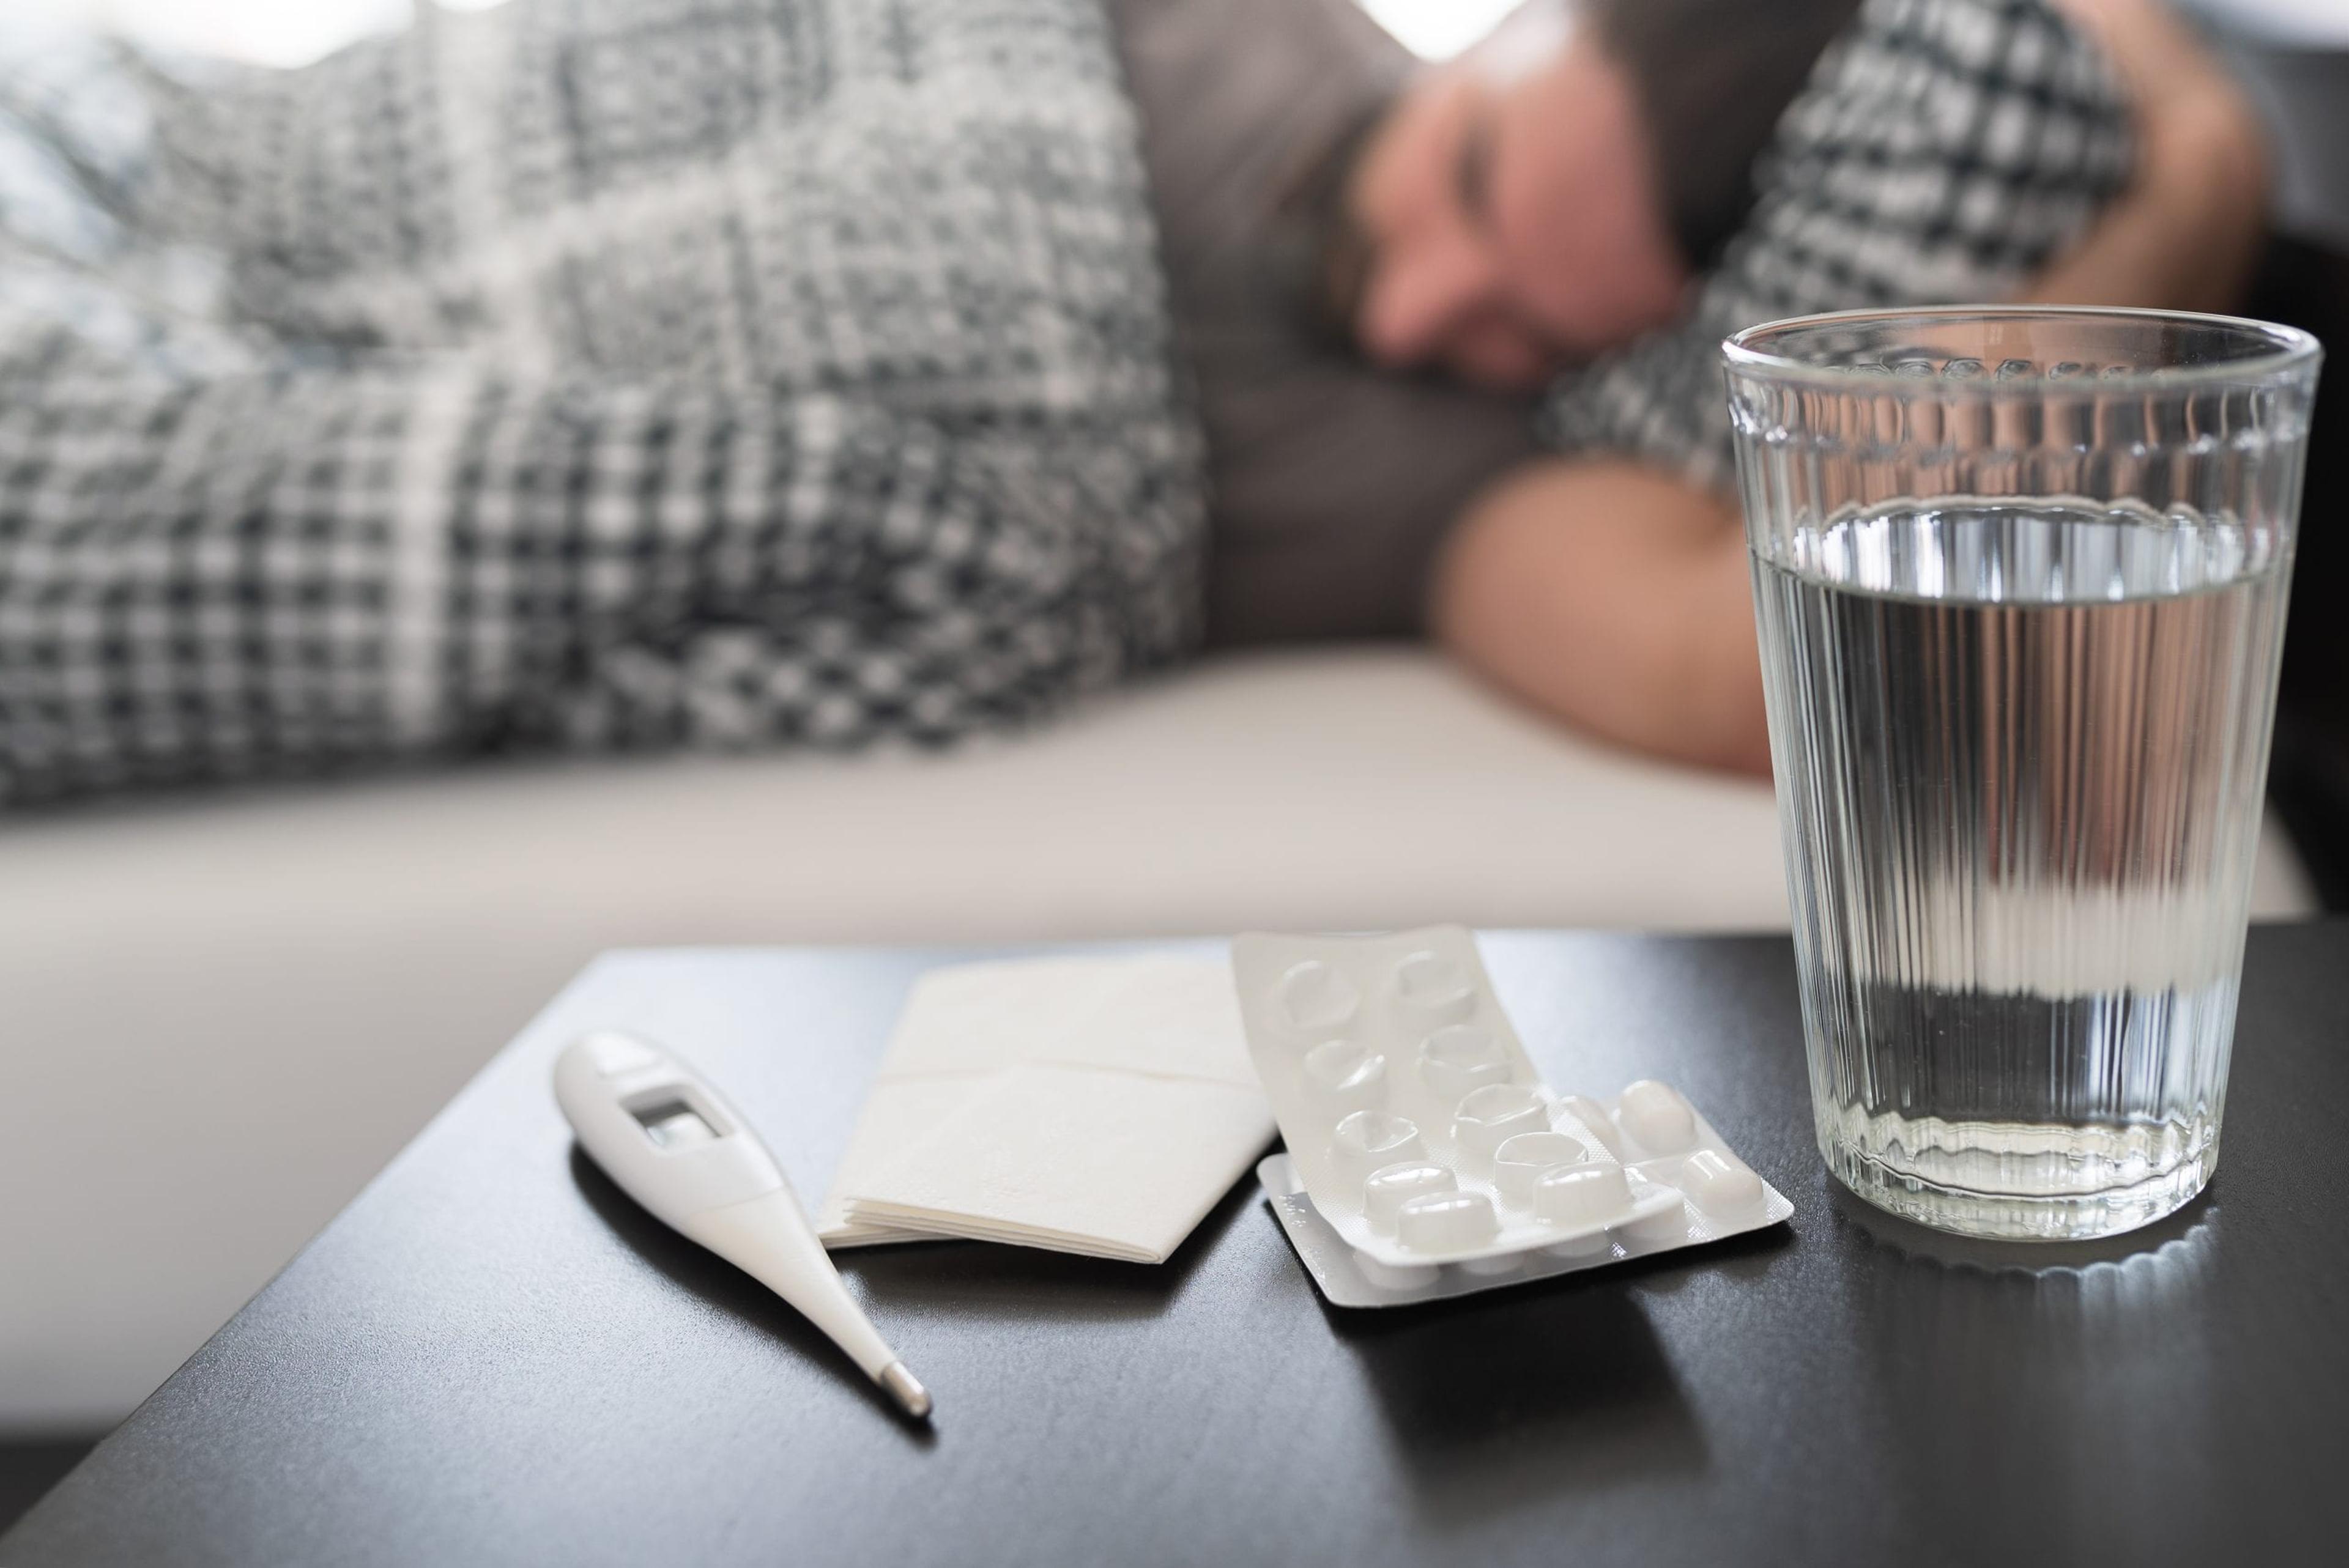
[{"left": 817, "top": 955, "right": 1275, "bottom": 1263}]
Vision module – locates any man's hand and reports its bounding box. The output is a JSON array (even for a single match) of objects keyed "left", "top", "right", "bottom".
[{"left": 2027, "top": 0, "right": 2271, "bottom": 310}]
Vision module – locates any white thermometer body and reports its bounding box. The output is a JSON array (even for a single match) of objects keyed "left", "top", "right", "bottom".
[{"left": 553, "top": 1031, "right": 930, "bottom": 1419}]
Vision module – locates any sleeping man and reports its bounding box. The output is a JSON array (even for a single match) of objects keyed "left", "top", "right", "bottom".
[
  {"left": 0, "top": 0, "right": 2263, "bottom": 799},
  {"left": 1334, "top": 0, "right": 2266, "bottom": 772}
]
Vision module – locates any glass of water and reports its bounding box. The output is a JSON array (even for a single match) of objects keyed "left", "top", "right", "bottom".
[{"left": 1724, "top": 308, "right": 2322, "bottom": 1241}]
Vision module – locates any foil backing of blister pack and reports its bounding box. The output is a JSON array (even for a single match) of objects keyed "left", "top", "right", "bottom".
[{"left": 1233, "top": 926, "right": 1792, "bottom": 1305}]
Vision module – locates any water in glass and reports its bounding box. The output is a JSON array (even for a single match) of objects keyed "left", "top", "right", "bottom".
[{"left": 1752, "top": 499, "right": 2289, "bottom": 1238}]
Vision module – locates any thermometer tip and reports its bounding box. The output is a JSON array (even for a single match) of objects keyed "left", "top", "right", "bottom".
[{"left": 878, "top": 1361, "right": 932, "bottom": 1421}]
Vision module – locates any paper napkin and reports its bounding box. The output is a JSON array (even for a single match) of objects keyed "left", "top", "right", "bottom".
[{"left": 817, "top": 955, "right": 1273, "bottom": 1262}]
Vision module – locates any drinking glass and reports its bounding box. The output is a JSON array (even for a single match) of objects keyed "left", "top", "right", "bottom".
[{"left": 1724, "top": 307, "right": 2322, "bottom": 1240}]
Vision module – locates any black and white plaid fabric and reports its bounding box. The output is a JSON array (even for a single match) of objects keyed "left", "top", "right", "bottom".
[
  {"left": 0, "top": 0, "right": 2133, "bottom": 803},
  {"left": 0, "top": 0, "right": 1201, "bottom": 802},
  {"left": 1542, "top": 0, "right": 2135, "bottom": 490}
]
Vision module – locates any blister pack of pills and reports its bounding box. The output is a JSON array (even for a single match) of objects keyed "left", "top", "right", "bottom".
[{"left": 1232, "top": 926, "right": 1792, "bottom": 1307}]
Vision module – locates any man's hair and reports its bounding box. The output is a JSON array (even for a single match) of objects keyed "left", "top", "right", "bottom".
[
  {"left": 1585, "top": 0, "right": 1864, "bottom": 268},
  {"left": 1278, "top": 101, "right": 1390, "bottom": 349},
  {"left": 1288, "top": 0, "right": 1866, "bottom": 345}
]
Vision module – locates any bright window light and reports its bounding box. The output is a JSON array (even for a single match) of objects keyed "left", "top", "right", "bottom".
[
  {"left": 1356, "top": 0, "right": 1521, "bottom": 59},
  {"left": 15, "top": 0, "right": 512, "bottom": 68}
]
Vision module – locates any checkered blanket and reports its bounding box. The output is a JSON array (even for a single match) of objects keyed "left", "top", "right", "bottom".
[
  {"left": 1544, "top": 0, "right": 2135, "bottom": 489},
  {"left": 0, "top": 0, "right": 1200, "bottom": 802}
]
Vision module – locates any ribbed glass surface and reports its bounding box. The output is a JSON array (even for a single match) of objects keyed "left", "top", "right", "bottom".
[{"left": 1726, "top": 310, "right": 2320, "bottom": 1240}]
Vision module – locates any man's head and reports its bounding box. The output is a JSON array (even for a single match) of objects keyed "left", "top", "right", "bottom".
[{"left": 1333, "top": 0, "right": 1862, "bottom": 391}]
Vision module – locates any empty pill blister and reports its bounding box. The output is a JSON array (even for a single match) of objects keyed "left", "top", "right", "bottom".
[{"left": 1232, "top": 926, "right": 1792, "bottom": 1306}]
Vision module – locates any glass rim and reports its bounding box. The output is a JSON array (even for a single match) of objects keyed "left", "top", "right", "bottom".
[{"left": 1722, "top": 304, "right": 2322, "bottom": 396}]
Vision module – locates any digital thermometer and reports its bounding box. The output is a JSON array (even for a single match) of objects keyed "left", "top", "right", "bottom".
[{"left": 553, "top": 1031, "right": 932, "bottom": 1420}]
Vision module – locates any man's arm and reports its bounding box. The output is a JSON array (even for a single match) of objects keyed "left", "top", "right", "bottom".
[
  {"left": 1431, "top": 459, "right": 1764, "bottom": 773},
  {"left": 1434, "top": 0, "right": 2269, "bottom": 778}
]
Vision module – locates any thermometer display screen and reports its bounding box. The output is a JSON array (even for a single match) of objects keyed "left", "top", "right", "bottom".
[{"left": 631, "top": 1098, "right": 718, "bottom": 1148}]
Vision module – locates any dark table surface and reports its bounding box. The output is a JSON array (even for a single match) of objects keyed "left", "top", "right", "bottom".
[{"left": 9, "top": 925, "right": 2346, "bottom": 1567}]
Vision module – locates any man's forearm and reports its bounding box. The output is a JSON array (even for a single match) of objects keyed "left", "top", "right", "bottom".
[
  {"left": 2021, "top": 94, "right": 2266, "bottom": 310},
  {"left": 1430, "top": 459, "right": 1770, "bottom": 775}
]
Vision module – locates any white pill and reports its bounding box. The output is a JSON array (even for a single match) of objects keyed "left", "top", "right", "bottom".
[
  {"left": 1452, "top": 1083, "right": 1548, "bottom": 1162},
  {"left": 1395, "top": 1190, "right": 1499, "bottom": 1252},
  {"left": 1329, "top": 1111, "right": 1425, "bottom": 1184},
  {"left": 1619, "top": 1188, "right": 1693, "bottom": 1246},
  {"left": 1393, "top": 950, "right": 1476, "bottom": 1025},
  {"left": 1614, "top": 1079, "right": 1698, "bottom": 1154},
  {"left": 1490, "top": 1131, "right": 1587, "bottom": 1207},
  {"left": 1533, "top": 1163, "right": 1633, "bottom": 1229},
  {"left": 1457, "top": 1251, "right": 1524, "bottom": 1276},
  {"left": 1679, "top": 1148, "right": 1765, "bottom": 1216},
  {"left": 1557, "top": 1095, "right": 1624, "bottom": 1158},
  {"left": 1354, "top": 1253, "right": 1441, "bottom": 1292},
  {"left": 1280, "top": 961, "right": 1359, "bottom": 1031},
  {"left": 1419, "top": 1025, "right": 1512, "bottom": 1100},
  {"left": 1301, "top": 1039, "right": 1386, "bottom": 1115},
  {"left": 1362, "top": 1161, "right": 1457, "bottom": 1232}
]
